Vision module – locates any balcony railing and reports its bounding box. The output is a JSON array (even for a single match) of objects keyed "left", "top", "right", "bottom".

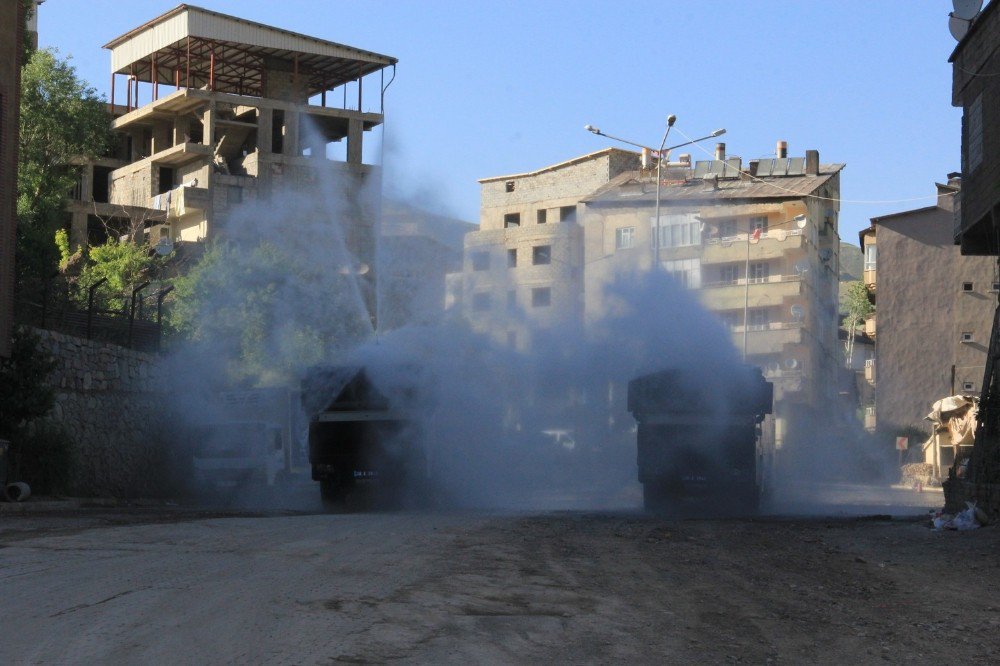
[
  {"left": 864, "top": 313, "right": 876, "bottom": 338},
  {"left": 150, "top": 185, "right": 210, "bottom": 218}
]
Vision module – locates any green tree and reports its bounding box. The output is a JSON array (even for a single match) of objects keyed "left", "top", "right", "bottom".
[
  {"left": 166, "top": 241, "right": 373, "bottom": 384},
  {"left": 0, "top": 328, "right": 56, "bottom": 440},
  {"left": 74, "top": 236, "right": 166, "bottom": 313},
  {"left": 17, "top": 48, "right": 112, "bottom": 287},
  {"left": 842, "top": 280, "right": 874, "bottom": 367}
]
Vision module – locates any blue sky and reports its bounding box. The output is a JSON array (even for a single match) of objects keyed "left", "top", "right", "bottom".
[{"left": 38, "top": 0, "right": 964, "bottom": 244}]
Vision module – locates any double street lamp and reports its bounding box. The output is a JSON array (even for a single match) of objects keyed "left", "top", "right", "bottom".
[{"left": 585, "top": 118, "right": 725, "bottom": 264}]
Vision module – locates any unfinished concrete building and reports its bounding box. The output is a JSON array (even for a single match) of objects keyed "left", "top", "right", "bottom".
[{"left": 67, "top": 4, "right": 396, "bottom": 315}]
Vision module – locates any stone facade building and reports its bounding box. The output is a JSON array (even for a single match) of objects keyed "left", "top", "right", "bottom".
[
  {"left": 458, "top": 148, "right": 640, "bottom": 347},
  {"left": 861, "top": 178, "right": 995, "bottom": 438}
]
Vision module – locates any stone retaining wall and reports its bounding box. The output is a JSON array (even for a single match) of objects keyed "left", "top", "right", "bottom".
[{"left": 34, "top": 328, "right": 170, "bottom": 497}]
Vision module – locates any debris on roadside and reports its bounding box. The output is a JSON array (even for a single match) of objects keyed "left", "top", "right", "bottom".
[{"left": 930, "top": 502, "right": 990, "bottom": 531}]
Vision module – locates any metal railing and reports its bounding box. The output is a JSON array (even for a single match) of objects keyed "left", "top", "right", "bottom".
[{"left": 14, "top": 276, "right": 171, "bottom": 352}]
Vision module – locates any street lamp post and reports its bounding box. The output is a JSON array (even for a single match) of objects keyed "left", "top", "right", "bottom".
[{"left": 585, "top": 120, "right": 726, "bottom": 267}]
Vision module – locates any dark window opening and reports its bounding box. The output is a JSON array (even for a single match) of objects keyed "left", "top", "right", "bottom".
[
  {"left": 964, "top": 382, "right": 976, "bottom": 392},
  {"left": 560, "top": 206, "right": 576, "bottom": 223},
  {"left": 533, "top": 245, "right": 551, "bottom": 265},
  {"left": 507, "top": 248, "right": 517, "bottom": 268},
  {"left": 537, "top": 209, "right": 547, "bottom": 224},
  {"left": 505, "top": 180, "right": 515, "bottom": 192},
  {"left": 92, "top": 166, "right": 112, "bottom": 203},
  {"left": 961, "top": 331, "right": 974, "bottom": 342},
  {"left": 963, "top": 282, "right": 974, "bottom": 292},
  {"left": 272, "top": 110, "right": 285, "bottom": 154},
  {"left": 504, "top": 213, "right": 521, "bottom": 228},
  {"left": 228, "top": 187, "right": 243, "bottom": 205},
  {"left": 531, "top": 287, "right": 551, "bottom": 307},
  {"left": 157, "top": 166, "right": 174, "bottom": 194},
  {"left": 507, "top": 290, "right": 516, "bottom": 311}
]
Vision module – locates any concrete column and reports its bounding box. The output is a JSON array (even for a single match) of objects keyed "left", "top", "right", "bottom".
[
  {"left": 80, "top": 166, "right": 93, "bottom": 203},
  {"left": 151, "top": 124, "right": 171, "bottom": 155},
  {"left": 129, "top": 130, "right": 143, "bottom": 161},
  {"left": 70, "top": 212, "right": 89, "bottom": 251},
  {"left": 347, "top": 118, "right": 363, "bottom": 165},
  {"left": 173, "top": 116, "right": 191, "bottom": 145},
  {"left": 257, "top": 108, "right": 272, "bottom": 154},
  {"left": 202, "top": 103, "right": 216, "bottom": 147},
  {"left": 284, "top": 111, "right": 299, "bottom": 156}
]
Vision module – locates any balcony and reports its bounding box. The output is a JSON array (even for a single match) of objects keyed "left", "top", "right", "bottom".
[
  {"left": 700, "top": 275, "right": 803, "bottom": 311},
  {"left": 864, "top": 406, "right": 876, "bottom": 432},
  {"left": 863, "top": 266, "right": 876, "bottom": 289},
  {"left": 731, "top": 322, "right": 804, "bottom": 356},
  {"left": 864, "top": 358, "right": 876, "bottom": 385},
  {"left": 150, "top": 185, "right": 210, "bottom": 219},
  {"left": 864, "top": 313, "right": 876, "bottom": 338},
  {"left": 702, "top": 230, "right": 806, "bottom": 265}
]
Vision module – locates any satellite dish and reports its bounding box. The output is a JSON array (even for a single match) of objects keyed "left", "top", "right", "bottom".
[
  {"left": 785, "top": 358, "right": 799, "bottom": 370},
  {"left": 794, "top": 260, "right": 810, "bottom": 275},
  {"left": 953, "top": 0, "right": 983, "bottom": 20},
  {"left": 795, "top": 215, "right": 808, "bottom": 229},
  {"left": 819, "top": 248, "right": 833, "bottom": 263},
  {"left": 790, "top": 305, "right": 804, "bottom": 322},
  {"left": 950, "top": 14, "right": 971, "bottom": 40}
]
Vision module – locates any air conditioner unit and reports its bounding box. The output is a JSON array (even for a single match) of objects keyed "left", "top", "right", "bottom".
[{"left": 790, "top": 305, "right": 805, "bottom": 322}]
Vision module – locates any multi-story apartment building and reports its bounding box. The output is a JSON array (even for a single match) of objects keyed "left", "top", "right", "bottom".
[
  {"left": 457, "top": 142, "right": 844, "bottom": 451},
  {"left": 66, "top": 4, "right": 396, "bottom": 319},
  {"left": 459, "top": 148, "right": 640, "bottom": 348},
  {"left": 0, "top": 0, "right": 29, "bottom": 357},
  {"left": 861, "top": 177, "right": 995, "bottom": 436},
  {"left": 581, "top": 143, "right": 843, "bottom": 450}
]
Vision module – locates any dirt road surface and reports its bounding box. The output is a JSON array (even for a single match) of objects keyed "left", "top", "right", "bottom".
[{"left": 2, "top": 507, "right": 999, "bottom": 664}]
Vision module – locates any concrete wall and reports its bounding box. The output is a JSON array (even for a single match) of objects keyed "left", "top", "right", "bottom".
[
  {"left": 952, "top": 1, "right": 1000, "bottom": 252},
  {"left": 35, "top": 329, "right": 170, "bottom": 497},
  {"left": 875, "top": 201, "right": 995, "bottom": 434},
  {"left": 0, "top": 1, "right": 24, "bottom": 357}
]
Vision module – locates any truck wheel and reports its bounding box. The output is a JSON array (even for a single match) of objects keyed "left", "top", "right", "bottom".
[{"left": 319, "top": 478, "right": 346, "bottom": 511}]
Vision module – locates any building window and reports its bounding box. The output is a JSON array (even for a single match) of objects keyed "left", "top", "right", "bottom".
[
  {"left": 963, "top": 282, "right": 974, "bottom": 292},
  {"left": 719, "top": 312, "right": 740, "bottom": 330},
  {"left": 992, "top": 282, "right": 1000, "bottom": 293},
  {"left": 507, "top": 248, "right": 517, "bottom": 268},
  {"left": 748, "top": 308, "right": 769, "bottom": 331},
  {"left": 472, "top": 292, "right": 491, "bottom": 312},
  {"left": 749, "top": 262, "right": 770, "bottom": 284},
  {"left": 616, "top": 226, "right": 636, "bottom": 250},
  {"left": 531, "top": 287, "right": 551, "bottom": 307},
  {"left": 749, "top": 216, "right": 768, "bottom": 234},
  {"left": 505, "top": 180, "right": 516, "bottom": 192},
  {"left": 651, "top": 213, "right": 701, "bottom": 249},
  {"left": 968, "top": 94, "right": 983, "bottom": 173},
  {"left": 560, "top": 206, "right": 577, "bottom": 223},
  {"left": 504, "top": 213, "right": 521, "bottom": 228},
  {"left": 720, "top": 264, "right": 740, "bottom": 284},
  {"left": 533, "top": 245, "right": 551, "bottom": 265},
  {"left": 864, "top": 244, "right": 876, "bottom": 270},
  {"left": 507, "top": 290, "right": 516, "bottom": 311},
  {"left": 964, "top": 382, "right": 976, "bottom": 392},
  {"left": 718, "top": 218, "right": 737, "bottom": 238},
  {"left": 471, "top": 252, "right": 490, "bottom": 271},
  {"left": 537, "top": 209, "right": 547, "bottom": 224},
  {"left": 961, "top": 331, "right": 974, "bottom": 343},
  {"left": 661, "top": 258, "right": 701, "bottom": 289},
  {"left": 228, "top": 187, "right": 242, "bottom": 205}
]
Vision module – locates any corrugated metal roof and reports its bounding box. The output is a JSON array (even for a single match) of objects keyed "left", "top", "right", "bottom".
[
  {"left": 104, "top": 4, "right": 396, "bottom": 90},
  {"left": 583, "top": 165, "right": 844, "bottom": 205}
]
